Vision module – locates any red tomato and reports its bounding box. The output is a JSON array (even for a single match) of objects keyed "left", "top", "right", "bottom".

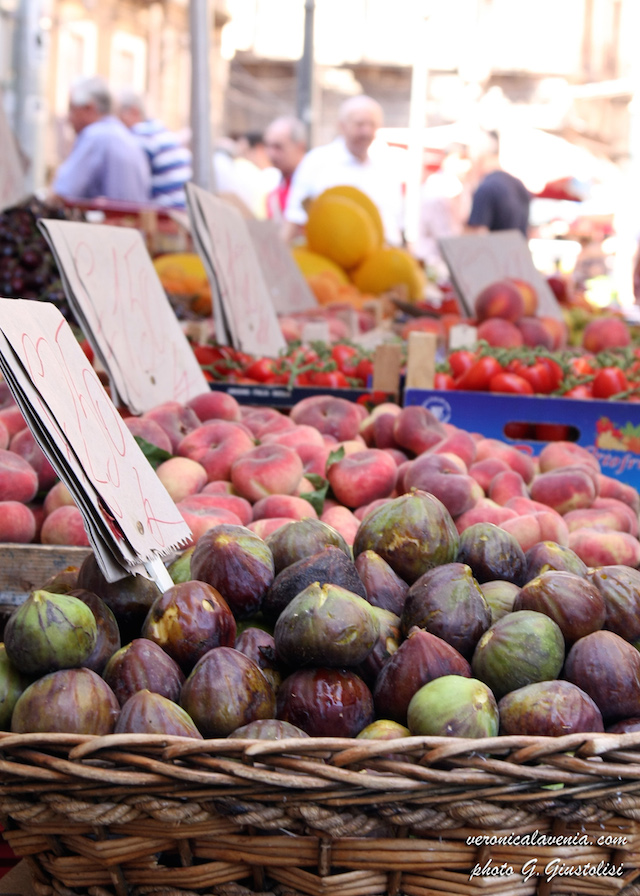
[
  {"left": 455, "top": 356, "right": 503, "bottom": 391},
  {"left": 569, "top": 356, "right": 595, "bottom": 377},
  {"left": 434, "top": 372, "right": 455, "bottom": 390},
  {"left": 563, "top": 383, "right": 594, "bottom": 399},
  {"left": 448, "top": 349, "right": 477, "bottom": 379},
  {"left": 308, "top": 370, "right": 349, "bottom": 388},
  {"left": 515, "top": 361, "right": 553, "bottom": 394},
  {"left": 538, "top": 356, "right": 564, "bottom": 392},
  {"left": 488, "top": 372, "right": 535, "bottom": 395},
  {"left": 354, "top": 357, "right": 374, "bottom": 385},
  {"left": 331, "top": 344, "right": 360, "bottom": 377},
  {"left": 243, "top": 358, "right": 279, "bottom": 383},
  {"left": 592, "top": 366, "right": 629, "bottom": 399}
]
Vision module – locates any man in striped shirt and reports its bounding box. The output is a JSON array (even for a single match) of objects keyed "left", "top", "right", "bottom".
[{"left": 118, "top": 91, "right": 192, "bottom": 209}]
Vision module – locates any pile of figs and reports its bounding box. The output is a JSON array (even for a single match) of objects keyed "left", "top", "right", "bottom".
[{"left": 3, "top": 489, "right": 640, "bottom": 742}]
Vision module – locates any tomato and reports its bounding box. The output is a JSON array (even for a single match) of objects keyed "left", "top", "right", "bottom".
[
  {"left": 569, "top": 356, "right": 595, "bottom": 377},
  {"left": 243, "top": 358, "right": 279, "bottom": 383},
  {"left": 592, "top": 366, "right": 629, "bottom": 399},
  {"left": 488, "top": 372, "right": 535, "bottom": 395},
  {"left": 563, "top": 383, "right": 593, "bottom": 399},
  {"left": 448, "top": 349, "right": 477, "bottom": 379},
  {"left": 454, "top": 356, "right": 503, "bottom": 391},
  {"left": 513, "top": 361, "right": 553, "bottom": 394},
  {"left": 331, "top": 344, "right": 360, "bottom": 377},
  {"left": 354, "top": 357, "right": 374, "bottom": 385},
  {"left": 308, "top": 369, "right": 349, "bottom": 388},
  {"left": 434, "top": 372, "right": 455, "bottom": 390},
  {"left": 538, "top": 356, "right": 564, "bottom": 392}
]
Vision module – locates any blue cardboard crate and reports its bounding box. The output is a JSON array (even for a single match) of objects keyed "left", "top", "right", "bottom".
[{"left": 403, "top": 387, "right": 640, "bottom": 492}]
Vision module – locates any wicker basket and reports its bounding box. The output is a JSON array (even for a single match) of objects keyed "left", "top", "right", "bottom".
[{"left": 1, "top": 731, "right": 640, "bottom": 896}]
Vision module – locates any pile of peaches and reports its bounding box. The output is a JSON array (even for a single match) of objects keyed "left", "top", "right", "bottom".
[{"left": 1, "top": 380, "right": 638, "bottom": 574}]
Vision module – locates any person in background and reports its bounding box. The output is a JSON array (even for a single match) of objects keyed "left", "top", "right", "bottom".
[
  {"left": 465, "top": 130, "right": 530, "bottom": 237},
  {"left": 263, "top": 115, "right": 307, "bottom": 220},
  {"left": 52, "top": 76, "right": 150, "bottom": 203},
  {"left": 230, "top": 132, "right": 279, "bottom": 218},
  {"left": 283, "top": 94, "right": 403, "bottom": 245},
  {"left": 117, "top": 90, "right": 192, "bottom": 209}
]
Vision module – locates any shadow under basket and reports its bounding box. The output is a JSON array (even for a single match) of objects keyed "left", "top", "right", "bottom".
[{"left": 1, "top": 731, "right": 640, "bottom": 896}]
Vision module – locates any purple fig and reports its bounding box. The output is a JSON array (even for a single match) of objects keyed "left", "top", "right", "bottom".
[
  {"left": 230, "top": 719, "right": 309, "bottom": 739},
  {"left": 276, "top": 667, "right": 374, "bottom": 737},
  {"left": 102, "top": 638, "right": 185, "bottom": 707},
  {"left": 69, "top": 589, "right": 120, "bottom": 674},
  {"left": 564, "top": 630, "right": 640, "bottom": 722},
  {"left": 11, "top": 668, "right": 119, "bottom": 734},
  {"left": 514, "top": 570, "right": 605, "bottom": 645},
  {"left": 115, "top": 690, "right": 202, "bottom": 737},
  {"left": 354, "top": 549, "right": 409, "bottom": 615},
  {"left": 498, "top": 680, "right": 603, "bottom": 736}
]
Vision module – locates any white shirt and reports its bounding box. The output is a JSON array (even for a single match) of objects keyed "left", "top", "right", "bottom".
[{"left": 284, "top": 136, "right": 403, "bottom": 245}]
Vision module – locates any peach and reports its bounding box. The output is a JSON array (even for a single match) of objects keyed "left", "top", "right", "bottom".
[
  {"left": 0, "top": 418, "right": 8, "bottom": 451},
  {"left": 488, "top": 470, "right": 529, "bottom": 506},
  {"left": 10, "top": 428, "right": 58, "bottom": 492},
  {"left": 261, "top": 424, "right": 326, "bottom": 450},
  {"left": 294, "top": 443, "right": 331, "bottom": 478},
  {"left": 591, "top": 497, "right": 639, "bottom": 536},
  {"left": 506, "top": 277, "right": 538, "bottom": 316},
  {"left": 516, "top": 316, "right": 554, "bottom": 349},
  {"left": 290, "top": 394, "right": 364, "bottom": 442},
  {"left": 327, "top": 448, "right": 397, "bottom": 509},
  {"left": 392, "top": 405, "right": 447, "bottom": 456},
  {"left": 563, "top": 507, "right": 629, "bottom": 534},
  {"left": 499, "top": 515, "right": 542, "bottom": 553},
  {"left": 141, "top": 401, "right": 201, "bottom": 452},
  {"left": 359, "top": 402, "right": 401, "bottom": 445},
  {"left": 293, "top": 476, "right": 316, "bottom": 497},
  {"left": 597, "top": 475, "right": 640, "bottom": 513},
  {"left": 428, "top": 429, "right": 477, "bottom": 468},
  {"left": 354, "top": 497, "right": 393, "bottom": 521},
  {"left": 434, "top": 452, "right": 468, "bottom": 474},
  {"left": 529, "top": 467, "right": 597, "bottom": 515},
  {"left": 395, "top": 459, "right": 414, "bottom": 494},
  {"left": 27, "top": 502, "right": 45, "bottom": 542},
  {"left": 201, "top": 480, "right": 236, "bottom": 496},
  {"left": 476, "top": 318, "right": 524, "bottom": 348},
  {"left": 582, "top": 316, "right": 631, "bottom": 352},
  {"left": 454, "top": 498, "right": 518, "bottom": 533},
  {"left": 505, "top": 495, "right": 559, "bottom": 516},
  {"left": 178, "top": 421, "right": 255, "bottom": 482},
  {"left": 568, "top": 527, "right": 640, "bottom": 568},
  {"left": 248, "top": 517, "right": 296, "bottom": 539},
  {"left": 403, "top": 453, "right": 483, "bottom": 519},
  {"left": 43, "top": 480, "right": 75, "bottom": 516},
  {"left": 320, "top": 505, "right": 361, "bottom": 546},
  {"left": 538, "top": 441, "right": 600, "bottom": 475},
  {"left": 0, "top": 405, "right": 26, "bottom": 439},
  {"left": 175, "top": 496, "right": 243, "bottom": 544},
  {"left": 469, "top": 457, "right": 511, "bottom": 493},
  {"left": 155, "top": 456, "right": 208, "bottom": 504},
  {"left": 474, "top": 439, "right": 536, "bottom": 484},
  {"left": 474, "top": 279, "right": 525, "bottom": 322},
  {"left": 241, "top": 408, "right": 295, "bottom": 439},
  {"left": 124, "top": 417, "right": 173, "bottom": 454},
  {"left": 186, "top": 390, "right": 241, "bottom": 423},
  {"left": 532, "top": 510, "right": 570, "bottom": 546},
  {"left": 0, "top": 449, "right": 38, "bottom": 503},
  {"left": 230, "top": 443, "right": 304, "bottom": 502},
  {"left": 539, "top": 316, "right": 568, "bottom": 350},
  {"left": 188, "top": 492, "right": 252, "bottom": 526},
  {"left": 40, "top": 505, "right": 90, "bottom": 546},
  {"left": 384, "top": 448, "right": 409, "bottom": 466},
  {"left": 0, "top": 501, "right": 37, "bottom": 543},
  {"left": 252, "top": 494, "right": 317, "bottom": 522},
  {"left": 370, "top": 412, "right": 401, "bottom": 450}
]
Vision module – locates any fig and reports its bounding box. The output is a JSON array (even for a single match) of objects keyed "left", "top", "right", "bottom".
[
  {"left": 180, "top": 646, "right": 275, "bottom": 737},
  {"left": 401, "top": 563, "right": 491, "bottom": 659},
  {"left": 142, "top": 580, "right": 236, "bottom": 672},
  {"left": 273, "top": 582, "right": 379, "bottom": 668},
  {"left": 40, "top": 566, "right": 81, "bottom": 594},
  {"left": 352, "top": 490, "right": 459, "bottom": 584},
  {"left": 77, "top": 552, "right": 162, "bottom": 641},
  {"left": 355, "top": 606, "right": 401, "bottom": 687},
  {"left": 168, "top": 547, "right": 194, "bottom": 584},
  {"left": 524, "top": 541, "right": 588, "bottom": 582},
  {"left": 115, "top": 689, "right": 202, "bottom": 738},
  {"left": 234, "top": 627, "right": 283, "bottom": 693},
  {"left": 69, "top": 589, "right": 121, "bottom": 674},
  {"left": 230, "top": 719, "right": 309, "bottom": 739},
  {"left": 471, "top": 610, "right": 565, "bottom": 700},
  {"left": 407, "top": 675, "right": 499, "bottom": 738},
  {"left": 480, "top": 580, "right": 520, "bottom": 624},
  {"left": 102, "top": 638, "right": 185, "bottom": 707},
  {"left": 498, "top": 680, "right": 604, "bottom": 736},
  {"left": 266, "top": 518, "right": 351, "bottom": 575},
  {"left": 588, "top": 565, "right": 640, "bottom": 642},
  {"left": 276, "top": 667, "right": 374, "bottom": 737},
  {"left": 262, "top": 545, "right": 366, "bottom": 622},
  {"left": 354, "top": 549, "right": 409, "bottom": 616},
  {"left": 357, "top": 719, "right": 411, "bottom": 740},
  {"left": 4, "top": 590, "right": 97, "bottom": 675},
  {"left": 0, "top": 645, "right": 32, "bottom": 730},
  {"left": 514, "top": 570, "right": 605, "bottom": 645},
  {"left": 190, "top": 524, "right": 275, "bottom": 618},
  {"left": 564, "top": 630, "right": 640, "bottom": 721},
  {"left": 456, "top": 522, "right": 526, "bottom": 586},
  {"left": 11, "top": 668, "right": 119, "bottom": 734},
  {"left": 607, "top": 718, "right": 640, "bottom": 734},
  {"left": 373, "top": 627, "right": 471, "bottom": 725}
]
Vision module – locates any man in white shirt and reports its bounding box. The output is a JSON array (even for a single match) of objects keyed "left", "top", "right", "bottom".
[{"left": 283, "top": 95, "right": 403, "bottom": 245}]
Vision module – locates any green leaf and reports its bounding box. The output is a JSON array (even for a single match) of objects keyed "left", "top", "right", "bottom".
[
  {"left": 326, "top": 446, "right": 345, "bottom": 469},
  {"left": 298, "top": 477, "right": 330, "bottom": 516},
  {"left": 134, "top": 436, "right": 173, "bottom": 470}
]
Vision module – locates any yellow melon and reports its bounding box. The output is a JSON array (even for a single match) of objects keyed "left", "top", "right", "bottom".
[
  {"left": 291, "top": 246, "right": 350, "bottom": 285},
  {"left": 351, "top": 247, "right": 427, "bottom": 301},
  {"left": 305, "top": 194, "right": 379, "bottom": 270},
  {"left": 152, "top": 253, "right": 208, "bottom": 295},
  {"left": 318, "top": 185, "right": 385, "bottom": 246}
]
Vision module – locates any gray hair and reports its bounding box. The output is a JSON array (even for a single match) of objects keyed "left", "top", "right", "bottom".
[
  {"left": 337, "top": 94, "right": 383, "bottom": 125},
  {"left": 116, "top": 88, "right": 147, "bottom": 118},
  {"left": 266, "top": 115, "right": 307, "bottom": 147},
  {"left": 69, "top": 76, "right": 112, "bottom": 114}
]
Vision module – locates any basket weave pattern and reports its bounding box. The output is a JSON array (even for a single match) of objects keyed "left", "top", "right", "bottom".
[{"left": 1, "top": 731, "right": 640, "bottom": 896}]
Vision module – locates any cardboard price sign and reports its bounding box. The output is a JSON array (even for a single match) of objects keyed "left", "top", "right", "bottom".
[
  {"left": 439, "top": 230, "right": 562, "bottom": 320},
  {"left": 0, "top": 299, "right": 190, "bottom": 585},
  {"left": 186, "top": 183, "right": 285, "bottom": 357},
  {"left": 0, "top": 95, "right": 27, "bottom": 212},
  {"left": 246, "top": 219, "right": 317, "bottom": 315},
  {"left": 38, "top": 220, "right": 209, "bottom": 415}
]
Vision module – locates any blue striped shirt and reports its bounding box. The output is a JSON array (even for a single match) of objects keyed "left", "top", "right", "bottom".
[{"left": 132, "top": 119, "right": 192, "bottom": 209}]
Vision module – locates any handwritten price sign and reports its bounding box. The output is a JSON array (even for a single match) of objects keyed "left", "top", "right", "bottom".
[
  {"left": 186, "top": 184, "right": 285, "bottom": 357},
  {"left": 439, "top": 230, "right": 562, "bottom": 319},
  {"left": 38, "top": 220, "right": 209, "bottom": 415},
  {"left": 246, "top": 219, "right": 317, "bottom": 315},
  {"left": 0, "top": 299, "right": 190, "bottom": 582},
  {"left": 0, "top": 95, "right": 27, "bottom": 212}
]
